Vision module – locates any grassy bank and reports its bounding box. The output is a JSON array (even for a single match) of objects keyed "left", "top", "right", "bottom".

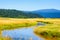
[
  {"left": 0, "top": 37, "right": 12, "bottom": 40},
  {"left": 34, "top": 18, "right": 60, "bottom": 40},
  {"left": 0, "top": 18, "right": 60, "bottom": 40},
  {"left": 0, "top": 18, "right": 38, "bottom": 30},
  {"left": 0, "top": 18, "right": 38, "bottom": 40}
]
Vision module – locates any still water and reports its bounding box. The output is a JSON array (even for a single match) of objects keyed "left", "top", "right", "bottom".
[{"left": 2, "top": 23, "right": 44, "bottom": 40}]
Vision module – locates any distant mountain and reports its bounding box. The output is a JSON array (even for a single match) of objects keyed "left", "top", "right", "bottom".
[
  {"left": 0, "top": 9, "right": 60, "bottom": 18},
  {"left": 0, "top": 9, "right": 43, "bottom": 18},
  {"left": 32, "top": 9, "right": 60, "bottom": 18}
]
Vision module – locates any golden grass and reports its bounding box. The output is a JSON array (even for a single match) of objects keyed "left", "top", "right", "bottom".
[
  {"left": 0, "top": 18, "right": 60, "bottom": 40},
  {"left": 0, "top": 18, "right": 38, "bottom": 30},
  {"left": 0, "top": 36, "right": 12, "bottom": 40},
  {"left": 34, "top": 18, "right": 60, "bottom": 40},
  {"left": 0, "top": 18, "right": 60, "bottom": 30}
]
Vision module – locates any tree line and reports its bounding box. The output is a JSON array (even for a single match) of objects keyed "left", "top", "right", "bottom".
[{"left": 0, "top": 9, "right": 43, "bottom": 18}]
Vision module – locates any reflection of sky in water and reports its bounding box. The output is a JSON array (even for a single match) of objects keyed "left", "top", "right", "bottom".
[
  {"left": 2, "top": 23, "right": 44, "bottom": 40},
  {"left": 2, "top": 27, "right": 44, "bottom": 40}
]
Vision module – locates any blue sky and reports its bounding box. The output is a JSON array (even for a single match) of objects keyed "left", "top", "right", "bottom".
[{"left": 0, "top": 0, "right": 60, "bottom": 11}]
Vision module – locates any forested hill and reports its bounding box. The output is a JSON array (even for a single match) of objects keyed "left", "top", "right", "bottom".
[
  {"left": 0, "top": 9, "right": 43, "bottom": 18},
  {"left": 33, "top": 9, "right": 60, "bottom": 18}
]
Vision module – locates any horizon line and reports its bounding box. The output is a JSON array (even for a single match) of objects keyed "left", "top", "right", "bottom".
[{"left": 0, "top": 8, "right": 60, "bottom": 11}]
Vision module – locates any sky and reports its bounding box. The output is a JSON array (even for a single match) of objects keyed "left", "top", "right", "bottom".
[{"left": 0, "top": 0, "right": 60, "bottom": 11}]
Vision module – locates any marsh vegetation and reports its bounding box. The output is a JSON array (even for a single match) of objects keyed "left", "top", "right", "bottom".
[
  {"left": 0, "top": 18, "right": 60, "bottom": 40},
  {"left": 34, "top": 18, "right": 60, "bottom": 40}
]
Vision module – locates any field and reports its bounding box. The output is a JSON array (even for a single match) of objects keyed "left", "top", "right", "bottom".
[
  {"left": 0, "top": 18, "right": 60, "bottom": 40},
  {"left": 0, "top": 18, "right": 38, "bottom": 30},
  {"left": 0, "top": 18, "right": 38, "bottom": 40},
  {"left": 34, "top": 18, "right": 60, "bottom": 40}
]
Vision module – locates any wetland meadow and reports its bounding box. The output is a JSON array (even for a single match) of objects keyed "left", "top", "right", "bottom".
[{"left": 0, "top": 18, "right": 60, "bottom": 40}]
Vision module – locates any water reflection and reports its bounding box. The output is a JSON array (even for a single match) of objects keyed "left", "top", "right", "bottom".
[
  {"left": 2, "top": 22, "right": 44, "bottom": 40},
  {"left": 2, "top": 27, "right": 44, "bottom": 40}
]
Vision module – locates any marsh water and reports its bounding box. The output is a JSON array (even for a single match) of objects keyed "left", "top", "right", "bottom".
[{"left": 2, "top": 22, "right": 44, "bottom": 40}]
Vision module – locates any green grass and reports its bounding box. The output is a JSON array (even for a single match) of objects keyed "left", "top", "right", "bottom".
[
  {"left": 34, "top": 19, "right": 60, "bottom": 40},
  {"left": 0, "top": 18, "right": 37, "bottom": 30},
  {"left": 0, "top": 36, "right": 12, "bottom": 40},
  {"left": 0, "top": 22, "right": 36, "bottom": 30},
  {"left": 0, "top": 18, "right": 37, "bottom": 40},
  {"left": 0, "top": 18, "right": 60, "bottom": 40}
]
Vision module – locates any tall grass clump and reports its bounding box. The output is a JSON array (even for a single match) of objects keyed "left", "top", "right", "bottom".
[
  {"left": 34, "top": 19, "right": 60, "bottom": 40},
  {"left": 34, "top": 24, "right": 60, "bottom": 40},
  {"left": 0, "top": 18, "right": 37, "bottom": 40}
]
